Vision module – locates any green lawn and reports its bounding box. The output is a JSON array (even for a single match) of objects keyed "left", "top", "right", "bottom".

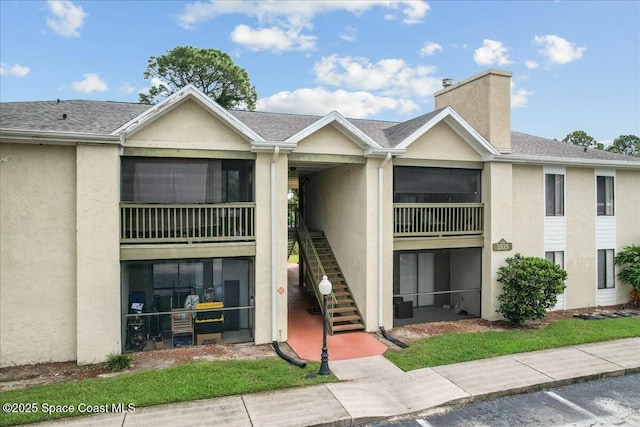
[
  {"left": 385, "top": 317, "right": 640, "bottom": 371},
  {"left": 2, "top": 317, "right": 639, "bottom": 426},
  {"left": 0, "top": 359, "right": 333, "bottom": 426}
]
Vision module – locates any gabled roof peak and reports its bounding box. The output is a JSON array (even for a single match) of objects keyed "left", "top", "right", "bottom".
[
  {"left": 112, "top": 85, "right": 264, "bottom": 142},
  {"left": 284, "top": 109, "right": 382, "bottom": 150},
  {"left": 391, "top": 106, "right": 500, "bottom": 156}
]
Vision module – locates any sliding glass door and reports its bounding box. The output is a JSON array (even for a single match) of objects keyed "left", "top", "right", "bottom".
[{"left": 398, "top": 252, "right": 435, "bottom": 307}]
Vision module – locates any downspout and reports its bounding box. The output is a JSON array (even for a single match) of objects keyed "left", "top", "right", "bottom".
[
  {"left": 377, "top": 153, "right": 408, "bottom": 348},
  {"left": 118, "top": 133, "right": 126, "bottom": 156},
  {"left": 270, "top": 146, "right": 306, "bottom": 367}
]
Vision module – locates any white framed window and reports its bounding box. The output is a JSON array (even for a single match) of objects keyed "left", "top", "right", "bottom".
[
  {"left": 545, "top": 173, "right": 564, "bottom": 216},
  {"left": 597, "top": 175, "right": 615, "bottom": 216},
  {"left": 545, "top": 251, "right": 564, "bottom": 268},
  {"left": 597, "top": 249, "right": 615, "bottom": 289},
  {"left": 546, "top": 251, "right": 566, "bottom": 311}
]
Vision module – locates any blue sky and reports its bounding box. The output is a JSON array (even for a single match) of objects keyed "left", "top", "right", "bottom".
[{"left": 1, "top": 1, "right": 638, "bottom": 143}]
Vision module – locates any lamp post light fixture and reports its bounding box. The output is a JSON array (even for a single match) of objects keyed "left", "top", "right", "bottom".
[{"left": 318, "top": 275, "right": 332, "bottom": 375}]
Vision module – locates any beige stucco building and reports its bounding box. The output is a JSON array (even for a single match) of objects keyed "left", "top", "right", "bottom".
[{"left": 1, "top": 69, "right": 639, "bottom": 367}]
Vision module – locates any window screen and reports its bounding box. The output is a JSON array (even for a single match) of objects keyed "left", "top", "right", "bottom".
[
  {"left": 545, "top": 174, "right": 564, "bottom": 216},
  {"left": 122, "top": 158, "right": 253, "bottom": 203},
  {"left": 394, "top": 167, "right": 481, "bottom": 203},
  {"left": 597, "top": 176, "right": 614, "bottom": 216},
  {"left": 597, "top": 249, "right": 615, "bottom": 289}
]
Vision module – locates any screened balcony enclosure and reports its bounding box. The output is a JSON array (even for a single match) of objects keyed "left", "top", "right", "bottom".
[
  {"left": 121, "top": 258, "right": 254, "bottom": 352},
  {"left": 393, "top": 167, "right": 483, "bottom": 238},
  {"left": 120, "top": 158, "right": 255, "bottom": 244},
  {"left": 393, "top": 248, "right": 482, "bottom": 326}
]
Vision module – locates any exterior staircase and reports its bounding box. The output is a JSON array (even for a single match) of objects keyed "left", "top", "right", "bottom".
[
  {"left": 294, "top": 213, "right": 365, "bottom": 334},
  {"left": 287, "top": 230, "right": 297, "bottom": 259},
  {"left": 309, "top": 233, "right": 365, "bottom": 333}
]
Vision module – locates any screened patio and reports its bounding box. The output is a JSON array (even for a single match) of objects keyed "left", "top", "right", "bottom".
[
  {"left": 393, "top": 166, "right": 484, "bottom": 238},
  {"left": 120, "top": 157, "right": 255, "bottom": 244}
]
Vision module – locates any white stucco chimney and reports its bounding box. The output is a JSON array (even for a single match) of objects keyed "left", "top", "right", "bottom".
[{"left": 434, "top": 69, "right": 512, "bottom": 154}]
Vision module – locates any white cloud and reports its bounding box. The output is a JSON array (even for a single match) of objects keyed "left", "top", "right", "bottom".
[
  {"left": 383, "top": 1, "right": 430, "bottom": 24},
  {"left": 150, "top": 77, "right": 168, "bottom": 89},
  {"left": 119, "top": 82, "right": 137, "bottom": 95},
  {"left": 70, "top": 74, "right": 108, "bottom": 93},
  {"left": 178, "top": 1, "right": 430, "bottom": 29},
  {"left": 420, "top": 42, "right": 442, "bottom": 57},
  {"left": 258, "top": 53, "right": 442, "bottom": 120},
  {"left": 257, "top": 87, "right": 419, "bottom": 118},
  {"left": 231, "top": 24, "right": 317, "bottom": 52},
  {"left": 511, "top": 81, "right": 533, "bottom": 108},
  {"left": 47, "top": 0, "right": 87, "bottom": 38},
  {"left": 0, "top": 63, "right": 31, "bottom": 77},
  {"left": 138, "top": 77, "right": 170, "bottom": 98},
  {"left": 178, "top": 1, "right": 429, "bottom": 52},
  {"left": 340, "top": 26, "right": 357, "bottom": 42},
  {"left": 473, "top": 39, "right": 512, "bottom": 66},
  {"left": 525, "top": 60, "right": 539, "bottom": 69},
  {"left": 533, "top": 35, "right": 586, "bottom": 64},
  {"left": 314, "top": 55, "right": 442, "bottom": 97},
  {"left": 402, "top": 1, "right": 430, "bottom": 24}
]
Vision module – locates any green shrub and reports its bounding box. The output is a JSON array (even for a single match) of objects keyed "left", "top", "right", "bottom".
[
  {"left": 104, "top": 353, "right": 132, "bottom": 372},
  {"left": 614, "top": 244, "right": 640, "bottom": 306},
  {"left": 497, "top": 253, "right": 567, "bottom": 326}
]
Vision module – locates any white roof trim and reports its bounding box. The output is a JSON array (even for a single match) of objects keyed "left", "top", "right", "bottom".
[
  {"left": 284, "top": 110, "right": 381, "bottom": 149},
  {"left": 250, "top": 140, "right": 297, "bottom": 153},
  {"left": 0, "top": 129, "right": 120, "bottom": 145},
  {"left": 491, "top": 154, "right": 640, "bottom": 169},
  {"left": 394, "top": 106, "right": 501, "bottom": 156},
  {"left": 111, "top": 85, "right": 264, "bottom": 142},
  {"left": 364, "top": 147, "right": 406, "bottom": 157}
]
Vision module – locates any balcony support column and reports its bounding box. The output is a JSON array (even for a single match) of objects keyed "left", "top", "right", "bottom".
[
  {"left": 482, "top": 162, "right": 514, "bottom": 320},
  {"left": 76, "top": 144, "right": 121, "bottom": 364},
  {"left": 378, "top": 153, "right": 392, "bottom": 329}
]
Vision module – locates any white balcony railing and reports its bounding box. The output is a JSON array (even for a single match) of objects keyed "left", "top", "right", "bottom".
[
  {"left": 120, "top": 203, "right": 255, "bottom": 244},
  {"left": 394, "top": 203, "right": 483, "bottom": 237}
]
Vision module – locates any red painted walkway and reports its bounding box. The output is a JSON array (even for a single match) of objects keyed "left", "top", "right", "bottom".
[{"left": 286, "top": 264, "right": 387, "bottom": 361}]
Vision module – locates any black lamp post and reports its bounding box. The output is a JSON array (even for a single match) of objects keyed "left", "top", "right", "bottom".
[{"left": 318, "top": 275, "right": 332, "bottom": 375}]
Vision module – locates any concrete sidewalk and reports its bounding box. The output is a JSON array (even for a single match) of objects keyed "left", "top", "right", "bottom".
[{"left": 42, "top": 337, "right": 640, "bottom": 427}]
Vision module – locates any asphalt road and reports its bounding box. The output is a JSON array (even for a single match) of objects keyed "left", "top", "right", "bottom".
[{"left": 368, "top": 373, "right": 640, "bottom": 427}]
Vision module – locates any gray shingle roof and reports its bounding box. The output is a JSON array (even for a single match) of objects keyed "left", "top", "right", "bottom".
[
  {"left": 1, "top": 99, "right": 638, "bottom": 164},
  {"left": 511, "top": 131, "right": 640, "bottom": 163},
  {"left": 0, "top": 100, "right": 150, "bottom": 134},
  {"left": 382, "top": 109, "right": 444, "bottom": 147},
  {"left": 229, "top": 110, "right": 400, "bottom": 146},
  {"left": 229, "top": 110, "right": 321, "bottom": 141}
]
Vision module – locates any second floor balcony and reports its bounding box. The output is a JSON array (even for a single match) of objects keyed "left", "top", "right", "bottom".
[
  {"left": 394, "top": 203, "right": 484, "bottom": 238},
  {"left": 120, "top": 203, "right": 255, "bottom": 244}
]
